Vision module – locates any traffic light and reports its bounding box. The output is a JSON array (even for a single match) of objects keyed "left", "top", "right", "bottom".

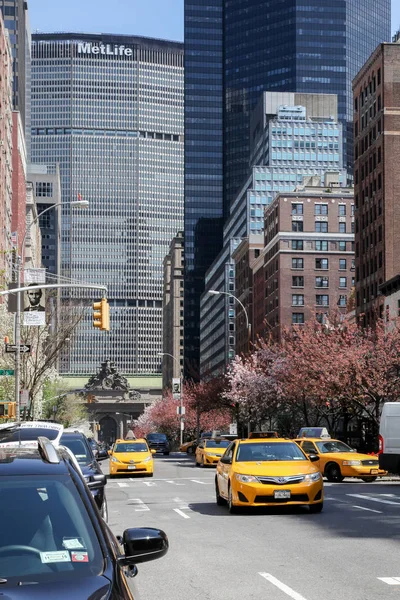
[
  {"left": 0, "top": 402, "right": 16, "bottom": 419},
  {"left": 7, "top": 402, "right": 15, "bottom": 418},
  {"left": 93, "top": 298, "right": 110, "bottom": 331}
]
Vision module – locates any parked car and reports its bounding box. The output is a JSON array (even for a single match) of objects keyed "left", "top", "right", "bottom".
[
  {"left": 0, "top": 437, "right": 169, "bottom": 598},
  {"left": 60, "top": 431, "right": 109, "bottom": 521},
  {"left": 146, "top": 432, "right": 170, "bottom": 455},
  {"left": 379, "top": 402, "right": 400, "bottom": 474}
]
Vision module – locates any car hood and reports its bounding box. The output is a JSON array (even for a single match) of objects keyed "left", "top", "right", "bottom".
[
  {"left": 0, "top": 575, "right": 112, "bottom": 600},
  {"left": 113, "top": 452, "right": 151, "bottom": 463},
  {"left": 233, "top": 461, "right": 319, "bottom": 476}
]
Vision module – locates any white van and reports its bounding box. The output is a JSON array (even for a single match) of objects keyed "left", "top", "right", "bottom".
[{"left": 379, "top": 403, "right": 400, "bottom": 474}]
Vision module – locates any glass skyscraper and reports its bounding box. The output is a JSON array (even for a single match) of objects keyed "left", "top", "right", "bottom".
[
  {"left": 31, "top": 33, "right": 184, "bottom": 375},
  {"left": 184, "top": 0, "right": 391, "bottom": 377}
]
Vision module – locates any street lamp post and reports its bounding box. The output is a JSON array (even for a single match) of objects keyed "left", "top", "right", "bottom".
[
  {"left": 208, "top": 289, "right": 251, "bottom": 352},
  {"left": 158, "top": 352, "right": 183, "bottom": 446},
  {"left": 14, "top": 199, "right": 89, "bottom": 421}
]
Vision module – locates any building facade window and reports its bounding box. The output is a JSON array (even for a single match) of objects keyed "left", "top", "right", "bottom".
[
  {"left": 315, "top": 276, "right": 329, "bottom": 288},
  {"left": 315, "top": 240, "right": 328, "bottom": 251},
  {"left": 339, "top": 259, "right": 347, "bottom": 269},
  {"left": 339, "top": 222, "right": 346, "bottom": 233},
  {"left": 316, "top": 294, "right": 329, "bottom": 306},
  {"left": 292, "top": 258, "right": 304, "bottom": 269},
  {"left": 315, "top": 204, "right": 328, "bottom": 216},
  {"left": 292, "top": 203, "right": 303, "bottom": 215},
  {"left": 292, "top": 312, "right": 304, "bottom": 324},
  {"left": 292, "top": 240, "right": 304, "bottom": 250},
  {"left": 338, "top": 295, "right": 347, "bottom": 307},
  {"left": 339, "top": 277, "right": 347, "bottom": 288},
  {"left": 315, "top": 222, "right": 328, "bottom": 233},
  {"left": 316, "top": 258, "right": 328, "bottom": 269},
  {"left": 292, "top": 294, "right": 304, "bottom": 306},
  {"left": 292, "top": 276, "right": 304, "bottom": 287},
  {"left": 292, "top": 221, "right": 303, "bottom": 232}
]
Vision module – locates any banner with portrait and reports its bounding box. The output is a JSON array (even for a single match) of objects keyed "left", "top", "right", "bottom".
[{"left": 23, "top": 284, "right": 46, "bottom": 326}]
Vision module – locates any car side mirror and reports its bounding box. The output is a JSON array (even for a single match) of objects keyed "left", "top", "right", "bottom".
[
  {"left": 97, "top": 449, "right": 109, "bottom": 461},
  {"left": 151, "top": 449, "right": 156, "bottom": 454},
  {"left": 118, "top": 528, "right": 169, "bottom": 567},
  {"left": 220, "top": 456, "right": 232, "bottom": 465},
  {"left": 108, "top": 450, "right": 112, "bottom": 455},
  {"left": 309, "top": 454, "right": 320, "bottom": 462}
]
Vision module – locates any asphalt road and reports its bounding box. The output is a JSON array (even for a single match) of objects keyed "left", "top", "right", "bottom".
[{"left": 102, "top": 453, "right": 400, "bottom": 600}]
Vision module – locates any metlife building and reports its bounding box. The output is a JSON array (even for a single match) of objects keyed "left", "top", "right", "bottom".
[{"left": 31, "top": 34, "right": 184, "bottom": 375}]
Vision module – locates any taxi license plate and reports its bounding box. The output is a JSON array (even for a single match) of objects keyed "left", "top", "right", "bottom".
[
  {"left": 371, "top": 469, "right": 378, "bottom": 474},
  {"left": 274, "top": 490, "right": 291, "bottom": 499},
  {"left": 128, "top": 465, "right": 136, "bottom": 470}
]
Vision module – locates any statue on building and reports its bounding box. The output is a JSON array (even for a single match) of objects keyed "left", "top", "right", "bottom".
[{"left": 86, "top": 360, "right": 130, "bottom": 392}]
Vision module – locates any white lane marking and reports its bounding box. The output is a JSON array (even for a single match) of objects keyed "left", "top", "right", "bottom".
[
  {"left": 378, "top": 577, "right": 400, "bottom": 585},
  {"left": 347, "top": 494, "right": 400, "bottom": 506},
  {"left": 259, "top": 573, "right": 309, "bottom": 600},
  {"left": 191, "top": 479, "right": 212, "bottom": 485},
  {"left": 324, "top": 497, "right": 347, "bottom": 502},
  {"left": 166, "top": 480, "right": 185, "bottom": 486},
  {"left": 128, "top": 498, "right": 150, "bottom": 512},
  {"left": 143, "top": 481, "right": 157, "bottom": 487},
  {"left": 352, "top": 505, "right": 382, "bottom": 514},
  {"left": 173, "top": 508, "right": 190, "bottom": 519},
  {"left": 117, "top": 482, "right": 129, "bottom": 488}
]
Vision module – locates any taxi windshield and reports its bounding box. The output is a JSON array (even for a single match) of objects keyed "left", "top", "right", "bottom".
[
  {"left": 236, "top": 442, "right": 306, "bottom": 462},
  {"left": 316, "top": 440, "right": 353, "bottom": 453},
  {"left": 205, "top": 440, "right": 230, "bottom": 448},
  {"left": 114, "top": 443, "right": 148, "bottom": 453}
]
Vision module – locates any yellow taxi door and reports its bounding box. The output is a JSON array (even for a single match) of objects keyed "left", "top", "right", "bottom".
[
  {"left": 218, "top": 442, "right": 235, "bottom": 498},
  {"left": 301, "top": 440, "right": 323, "bottom": 472}
]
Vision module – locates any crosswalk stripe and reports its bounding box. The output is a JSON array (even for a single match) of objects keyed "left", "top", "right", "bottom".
[
  {"left": 378, "top": 577, "right": 400, "bottom": 585},
  {"left": 347, "top": 494, "right": 400, "bottom": 506},
  {"left": 191, "top": 480, "right": 212, "bottom": 485},
  {"left": 174, "top": 508, "right": 190, "bottom": 519},
  {"left": 128, "top": 499, "right": 150, "bottom": 512},
  {"left": 117, "top": 482, "right": 129, "bottom": 488}
]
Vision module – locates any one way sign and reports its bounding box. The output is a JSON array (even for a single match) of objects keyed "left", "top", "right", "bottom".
[{"left": 5, "top": 344, "right": 31, "bottom": 354}]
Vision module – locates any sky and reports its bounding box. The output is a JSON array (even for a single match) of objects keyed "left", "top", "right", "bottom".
[{"left": 28, "top": 0, "right": 400, "bottom": 41}]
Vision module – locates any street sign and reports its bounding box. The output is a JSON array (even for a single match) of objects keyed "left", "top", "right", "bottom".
[
  {"left": 5, "top": 344, "right": 31, "bottom": 354},
  {"left": 0, "top": 369, "right": 14, "bottom": 376},
  {"left": 229, "top": 422, "right": 238, "bottom": 435},
  {"left": 20, "top": 390, "right": 29, "bottom": 408},
  {"left": 176, "top": 406, "right": 186, "bottom": 415}
]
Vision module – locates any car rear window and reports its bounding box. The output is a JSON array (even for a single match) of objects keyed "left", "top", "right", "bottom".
[
  {"left": 205, "top": 440, "right": 230, "bottom": 448},
  {"left": 147, "top": 434, "right": 167, "bottom": 441},
  {"left": 60, "top": 438, "right": 92, "bottom": 466},
  {"left": 0, "top": 428, "right": 60, "bottom": 443},
  {"left": 0, "top": 474, "right": 103, "bottom": 586}
]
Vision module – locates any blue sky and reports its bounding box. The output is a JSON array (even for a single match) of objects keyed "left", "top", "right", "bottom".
[{"left": 29, "top": 0, "right": 400, "bottom": 42}]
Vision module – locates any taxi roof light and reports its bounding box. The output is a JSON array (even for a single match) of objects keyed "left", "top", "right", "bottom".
[
  {"left": 298, "top": 427, "right": 331, "bottom": 439},
  {"left": 248, "top": 431, "right": 279, "bottom": 439}
]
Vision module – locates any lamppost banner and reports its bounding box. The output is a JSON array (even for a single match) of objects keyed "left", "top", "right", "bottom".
[{"left": 23, "top": 284, "right": 46, "bottom": 326}]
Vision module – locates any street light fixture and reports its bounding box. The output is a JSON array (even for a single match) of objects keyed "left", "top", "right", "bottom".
[
  {"left": 14, "top": 200, "right": 89, "bottom": 421},
  {"left": 208, "top": 289, "right": 251, "bottom": 338},
  {"left": 158, "top": 352, "right": 184, "bottom": 446}
]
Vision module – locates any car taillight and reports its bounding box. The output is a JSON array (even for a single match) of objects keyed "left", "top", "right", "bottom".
[{"left": 378, "top": 434, "right": 384, "bottom": 454}]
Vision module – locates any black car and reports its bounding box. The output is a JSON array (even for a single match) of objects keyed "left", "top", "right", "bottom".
[
  {"left": 60, "top": 432, "right": 109, "bottom": 521},
  {"left": 0, "top": 438, "right": 168, "bottom": 598},
  {"left": 146, "top": 433, "right": 170, "bottom": 455}
]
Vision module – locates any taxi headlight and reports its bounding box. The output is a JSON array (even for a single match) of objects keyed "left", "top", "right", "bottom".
[
  {"left": 304, "top": 472, "right": 321, "bottom": 482},
  {"left": 235, "top": 474, "right": 259, "bottom": 483},
  {"left": 110, "top": 456, "right": 119, "bottom": 463},
  {"left": 143, "top": 456, "right": 152, "bottom": 463},
  {"left": 342, "top": 460, "right": 361, "bottom": 466}
]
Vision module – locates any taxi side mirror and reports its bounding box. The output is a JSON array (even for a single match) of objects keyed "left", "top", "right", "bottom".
[
  {"left": 151, "top": 449, "right": 156, "bottom": 454},
  {"left": 309, "top": 454, "right": 320, "bottom": 462},
  {"left": 108, "top": 450, "right": 112, "bottom": 455},
  {"left": 220, "top": 456, "right": 232, "bottom": 465}
]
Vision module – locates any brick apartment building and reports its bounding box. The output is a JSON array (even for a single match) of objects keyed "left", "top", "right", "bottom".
[
  {"left": 353, "top": 42, "right": 400, "bottom": 326},
  {"left": 0, "top": 13, "right": 13, "bottom": 287},
  {"left": 262, "top": 175, "right": 354, "bottom": 337}
]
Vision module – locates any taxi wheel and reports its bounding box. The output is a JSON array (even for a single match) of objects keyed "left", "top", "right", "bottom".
[
  {"left": 309, "top": 502, "right": 323, "bottom": 514},
  {"left": 228, "top": 486, "right": 239, "bottom": 514},
  {"left": 326, "top": 463, "right": 344, "bottom": 483},
  {"left": 148, "top": 473, "right": 154, "bottom": 478},
  {"left": 361, "top": 476, "right": 377, "bottom": 483},
  {"left": 215, "top": 478, "right": 226, "bottom": 506}
]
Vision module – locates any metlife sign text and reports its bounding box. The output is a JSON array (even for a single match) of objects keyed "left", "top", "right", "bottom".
[{"left": 77, "top": 42, "right": 133, "bottom": 57}]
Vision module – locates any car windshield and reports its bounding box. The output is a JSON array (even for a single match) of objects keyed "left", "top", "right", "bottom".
[
  {"left": 147, "top": 434, "right": 167, "bottom": 441},
  {"left": 60, "top": 438, "right": 92, "bottom": 466},
  {"left": 316, "top": 440, "right": 353, "bottom": 453},
  {"left": 0, "top": 474, "right": 103, "bottom": 586},
  {"left": 205, "top": 440, "right": 230, "bottom": 448},
  {"left": 236, "top": 442, "right": 307, "bottom": 462},
  {"left": 0, "top": 427, "right": 60, "bottom": 443},
  {"left": 114, "top": 443, "right": 148, "bottom": 453}
]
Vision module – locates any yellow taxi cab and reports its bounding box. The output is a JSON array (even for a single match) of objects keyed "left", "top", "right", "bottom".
[
  {"left": 109, "top": 438, "right": 156, "bottom": 478},
  {"left": 294, "top": 433, "right": 387, "bottom": 483},
  {"left": 180, "top": 439, "right": 197, "bottom": 454},
  {"left": 215, "top": 437, "right": 323, "bottom": 513},
  {"left": 195, "top": 438, "right": 231, "bottom": 467}
]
